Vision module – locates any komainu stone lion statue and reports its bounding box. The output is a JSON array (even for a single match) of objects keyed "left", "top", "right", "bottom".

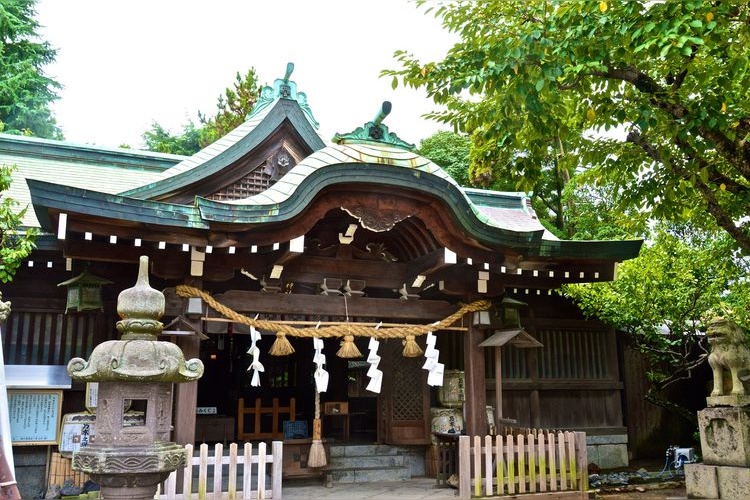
[{"left": 707, "top": 317, "right": 750, "bottom": 397}]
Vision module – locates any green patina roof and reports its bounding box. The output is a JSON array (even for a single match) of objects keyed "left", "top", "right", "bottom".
[
  {"left": 1, "top": 134, "right": 183, "bottom": 227},
  {"left": 28, "top": 137, "right": 642, "bottom": 260},
  {"left": 19, "top": 61, "right": 642, "bottom": 263},
  {"left": 28, "top": 178, "right": 206, "bottom": 231},
  {"left": 121, "top": 64, "right": 326, "bottom": 201}
]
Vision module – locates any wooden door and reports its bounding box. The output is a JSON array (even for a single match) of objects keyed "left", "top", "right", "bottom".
[{"left": 378, "top": 338, "right": 431, "bottom": 445}]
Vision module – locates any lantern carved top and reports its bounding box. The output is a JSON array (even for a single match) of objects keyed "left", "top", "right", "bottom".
[
  {"left": 117, "top": 255, "right": 165, "bottom": 340},
  {"left": 67, "top": 255, "right": 204, "bottom": 383}
]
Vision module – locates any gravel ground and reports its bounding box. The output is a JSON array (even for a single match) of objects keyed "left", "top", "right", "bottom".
[{"left": 596, "top": 481, "right": 687, "bottom": 499}]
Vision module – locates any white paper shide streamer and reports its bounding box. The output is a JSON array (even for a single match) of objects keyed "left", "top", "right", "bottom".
[
  {"left": 366, "top": 337, "right": 383, "bottom": 393},
  {"left": 313, "top": 337, "right": 329, "bottom": 393},
  {"left": 422, "top": 331, "right": 444, "bottom": 386},
  {"left": 246, "top": 326, "right": 264, "bottom": 386}
]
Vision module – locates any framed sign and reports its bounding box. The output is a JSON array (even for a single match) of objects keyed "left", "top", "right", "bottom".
[
  {"left": 59, "top": 412, "right": 95, "bottom": 455},
  {"left": 85, "top": 382, "right": 130, "bottom": 413},
  {"left": 8, "top": 390, "right": 63, "bottom": 445},
  {"left": 85, "top": 382, "right": 98, "bottom": 412}
]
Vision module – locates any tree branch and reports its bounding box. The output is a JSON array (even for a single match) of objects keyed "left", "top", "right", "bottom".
[
  {"left": 593, "top": 66, "right": 750, "bottom": 181},
  {"left": 626, "top": 130, "right": 750, "bottom": 254}
]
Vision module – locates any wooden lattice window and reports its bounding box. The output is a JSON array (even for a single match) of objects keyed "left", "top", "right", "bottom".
[
  {"left": 388, "top": 342, "right": 424, "bottom": 421},
  {"left": 206, "top": 168, "right": 273, "bottom": 201},
  {"left": 2, "top": 310, "right": 116, "bottom": 365}
]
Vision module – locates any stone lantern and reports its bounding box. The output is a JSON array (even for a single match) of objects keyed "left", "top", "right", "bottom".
[{"left": 67, "top": 256, "right": 204, "bottom": 499}]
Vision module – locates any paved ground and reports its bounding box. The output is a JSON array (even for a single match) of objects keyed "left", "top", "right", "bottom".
[
  {"left": 283, "top": 477, "right": 460, "bottom": 499},
  {"left": 282, "top": 478, "right": 687, "bottom": 499},
  {"left": 598, "top": 487, "right": 687, "bottom": 499}
]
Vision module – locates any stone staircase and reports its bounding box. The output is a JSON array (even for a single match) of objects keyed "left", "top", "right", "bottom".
[{"left": 326, "top": 444, "right": 425, "bottom": 483}]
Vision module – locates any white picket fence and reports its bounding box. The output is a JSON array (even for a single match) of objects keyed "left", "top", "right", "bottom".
[
  {"left": 458, "top": 432, "right": 588, "bottom": 499},
  {"left": 155, "top": 441, "right": 283, "bottom": 499}
]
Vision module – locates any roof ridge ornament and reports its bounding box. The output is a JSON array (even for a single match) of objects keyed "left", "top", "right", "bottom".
[
  {"left": 332, "top": 101, "right": 416, "bottom": 151},
  {"left": 247, "top": 62, "right": 320, "bottom": 129}
]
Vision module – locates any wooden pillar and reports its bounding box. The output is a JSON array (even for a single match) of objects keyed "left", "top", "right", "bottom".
[
  {"left": 463, "top": 315, "right": 487, "bottom": 436},
  {"left": 526, "top": 332, "right": 541, "bottom": 428},
  {"left": 173, "top": 329, "right": 201, "bottom": 445},
  {"left": 527, "top": 310, "right": 541, "bottom": 428},
  {"left": 495, "top": 346, "right": 503, "bottom": 420}
]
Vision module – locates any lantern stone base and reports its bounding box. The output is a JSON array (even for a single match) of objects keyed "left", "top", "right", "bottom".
[{"left": 73, "top": 442, "right": 186, "bottom": 500}]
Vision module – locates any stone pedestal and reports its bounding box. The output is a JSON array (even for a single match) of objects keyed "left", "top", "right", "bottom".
[
  {"left": 685, "top": 463, "right": 750, "bottom": 500},
  {"left": 687, "top": 407, "right": 750, "bottom": 499},
  {"left": 698, "top": 407, "right": 750, "bottom": 467}
]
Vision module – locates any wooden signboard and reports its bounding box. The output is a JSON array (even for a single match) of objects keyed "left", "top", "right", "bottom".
[
  {"left": 59, "top": 412, "right": 95, "bottom": 455},
  {"left": 8, "top": 389, "right": 63, "bottom": 445},
  {"left": 84, "top": 382, "right": 98, "bottom": 412}
]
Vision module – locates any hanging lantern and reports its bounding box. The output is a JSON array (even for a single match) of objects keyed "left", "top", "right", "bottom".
[
  {"left": 500, "top": 296, "right": 527, "bottom": 328},
  {"left": 57, "top": 269, "right": 112, "bottom": 313}
]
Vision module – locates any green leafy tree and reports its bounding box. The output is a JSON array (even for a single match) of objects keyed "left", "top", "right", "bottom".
[
  {"left": 417, "top": 131, "right": 472, "bottom": 186},
  {"left": 558, "top": 179, "right": 644, "bottom": 240},
  {"left": 198, "top": 68, "right": 261, "bottom": 147},
  {"left": 0, "top": 164, "right": 36, "bottom": 282},
  {"left": 143, "top": 68, "right": 261, "bottom": 154},
  {"left": 142, "top": 120, "right": 201, "bottom": 156},
  {"left": 0, "top": 0, "right": 62, "bottom": 138},
  {"left": 418, "top": 130, "right": 605, "bottom": 238},
  {"left": 386, "top": 0, "right": 750, "bottom": 254},
  {"left": 563, "top": 224, "right": 749, "bottom": 422}
]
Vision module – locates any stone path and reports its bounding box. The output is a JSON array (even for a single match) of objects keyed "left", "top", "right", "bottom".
[{"left": 283, "top": 477, "right": 459, "bottom": 499}]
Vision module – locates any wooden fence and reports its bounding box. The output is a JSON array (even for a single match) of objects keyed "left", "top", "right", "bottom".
[
  {"left": 48, "top": 452, "right": 90, "bottom": 489},
  {"left": 156, "top": 441, "right": 283, "bottom": 499},
  {"left": 458, "top": 431, "right": 588, "bottom": 499}
]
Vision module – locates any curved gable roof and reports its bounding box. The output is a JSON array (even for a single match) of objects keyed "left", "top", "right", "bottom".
[
  {"left": 121, "top": 98, "right": 326, "bottom": 201},
  {"left": 28, "top": 134, "right": 641, "bottom": 262}
]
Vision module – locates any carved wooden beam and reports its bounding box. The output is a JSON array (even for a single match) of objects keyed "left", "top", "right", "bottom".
[
  {"left": 405, "top": 247, "right": 457, "bottom": 289},
  {"left": 165, "top": 288, "right": 457, "bottom": 321}
]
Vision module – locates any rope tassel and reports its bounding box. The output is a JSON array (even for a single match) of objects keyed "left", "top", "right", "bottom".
[
  {"left": 269, "top": 331, "right": 295, "bottom": 356},
  {"left": 308, "top": 390, "right": 327, "bottom": 468},
  {"left": 336, "top": 334, "right": 361, "bottom": 358},
  {"left": 401, "top": 334, "right": 423, "bottom": 357}
]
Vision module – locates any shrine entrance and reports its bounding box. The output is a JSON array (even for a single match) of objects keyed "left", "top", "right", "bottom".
[
  {"left": 194, "top": 317, "right": 432, "bottom": 447},
  {"left": 379, "top": 338, "right": 432, "bottom": 445}
]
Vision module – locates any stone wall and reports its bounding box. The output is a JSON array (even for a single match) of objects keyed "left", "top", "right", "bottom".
[
  {"left": 587, "top": 433, "right": 629, "bottom": 469},
  {"left": 13, "top": 446, "right": 48, "bottom": 499}
]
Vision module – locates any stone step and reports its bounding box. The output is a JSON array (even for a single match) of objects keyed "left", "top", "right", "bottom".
[
  {"left": 327, "top": 465, "right": 412, "bottom": 483},
  {"left": 329, "top": 452, "right": 406, "bottom": 469},
  {"left": 325, "top": 444, "right": 415, "bottom": 484},
  {"left": 328, "top": 444, "right": 414, "bottom": 457}
]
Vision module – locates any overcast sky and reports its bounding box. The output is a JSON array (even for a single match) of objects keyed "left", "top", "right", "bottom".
[{"left": 34, "top": 0, "right": 458, "bottom": 151}]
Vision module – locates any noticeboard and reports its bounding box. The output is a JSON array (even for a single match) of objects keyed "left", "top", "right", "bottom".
[{"left": 8, "top": 389, "right": 63, "bottom": 445}]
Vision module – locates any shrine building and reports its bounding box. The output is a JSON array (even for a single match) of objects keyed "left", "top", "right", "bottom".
[{"left": 0, "top": 64, "right": 644, "bottom": 491}]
